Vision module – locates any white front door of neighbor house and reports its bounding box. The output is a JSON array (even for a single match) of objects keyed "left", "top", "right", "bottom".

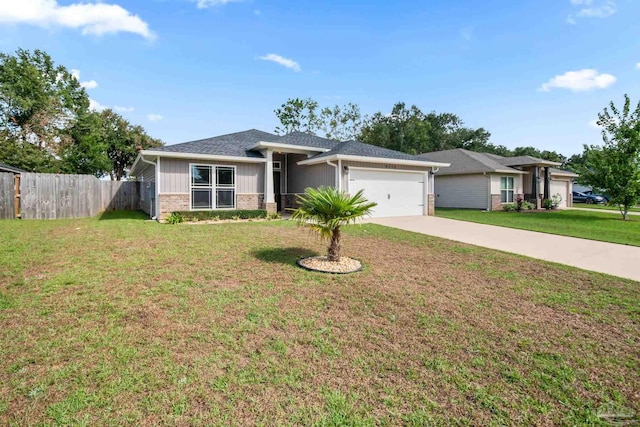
[{"left": 349, "top": 169, "right": 424, "bottom": 218}]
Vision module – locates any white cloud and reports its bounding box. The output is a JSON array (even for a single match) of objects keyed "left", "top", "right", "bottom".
[
  {"left": 113, "top": 105, "right": 134, "bottom": 112},
  {"left": 70, "top": 69, "right": 98, "bottom": 90},
  {"left": 191, "top": 0, "right": 242, "bottom": 8},
  {"left": 636, "top": 62, "right": 640, "bottom": 70},
  {"left": 567, "top": 0, "right": 616, "bottom": 24},
  {"left": 539, "top": 69, "right": 616, "bottom": 92},
  {"left": 147, "top": 114, "right": 163, "bottom": 122},
  {"left": 0, "top": 0, "right": 155, "bottom": 40},
  {"left": 89, "top": 98, "right": 106, "bottom": 112},
  {"left": 258, "top": 54, "right": 301, "bottom": 72}
]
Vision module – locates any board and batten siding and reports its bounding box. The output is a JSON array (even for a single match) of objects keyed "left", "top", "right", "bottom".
[
  {"left": 434, "top": 174, "right": 489, "bottom": 209},
  {"left": 287, "top": 154, "right": 334, "bottom": 194},
  {"left": 159, "top": 158, "right": 264, "bottom": 194}
]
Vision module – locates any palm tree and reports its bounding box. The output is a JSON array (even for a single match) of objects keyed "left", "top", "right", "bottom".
[{"left": 291, "top": 186, "right": 377, "bottom": 262}]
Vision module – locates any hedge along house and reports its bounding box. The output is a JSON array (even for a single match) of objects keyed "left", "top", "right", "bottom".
[
  {"left": 130, "top": 129, "right": 449, "bottom": 221},
  {"left": 419, "top": 149, "right": 578, "bottom": 210}
]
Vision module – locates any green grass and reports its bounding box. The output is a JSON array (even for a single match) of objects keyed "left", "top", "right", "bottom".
[
  {"left": 436, "top": 208, "right": 640, "bottom": 246},
  {"left": 0, "top": 211, "right": 638, "bottom": 426},
  {"left": 573, "top": 203, "right": 640, "bottom": 213}
]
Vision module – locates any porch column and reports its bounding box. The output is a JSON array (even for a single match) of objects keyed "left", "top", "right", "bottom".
[
  {"left": 531, "top": 166, "right": 539, "bottom": 209},
  {"left": 543, "top": 167, "right": 550, "bottom": 200},
  {"left": 263, "top": 150, "right": 276, "bottom": 213}
]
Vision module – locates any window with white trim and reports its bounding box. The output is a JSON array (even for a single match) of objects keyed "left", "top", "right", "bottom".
[
  {"left": 190, "top": 164, "right": 236, "bottom": 210},
  {"left": 500, "top": 176, "right": 514, "bottom": 203}
]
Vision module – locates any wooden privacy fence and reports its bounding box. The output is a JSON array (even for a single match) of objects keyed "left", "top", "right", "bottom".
[
  {"left": 0, "top": 172, "right": 140, "bottom": 219},
  {"left": 0, "top": 173, "right": 14, "bottom": 219}
]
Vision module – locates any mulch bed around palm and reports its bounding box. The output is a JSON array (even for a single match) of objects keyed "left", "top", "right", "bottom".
[{"left": 297, "top": 256, "right": 363, "bottom": 274}]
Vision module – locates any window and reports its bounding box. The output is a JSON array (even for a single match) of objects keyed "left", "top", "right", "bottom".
[
  {"left": 500, "top": 176, "right": 514, "bottom": 203},
  {"left": 190, "top": 164, "right": 236, "bottom": 210}
]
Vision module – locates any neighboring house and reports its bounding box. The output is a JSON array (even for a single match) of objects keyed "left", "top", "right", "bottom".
[
  {"left": 419, "top": 149, "right": 578, "bottom": 210},
  {"left": 130, "top": 130, "right": 449, "bottom": 220},
  {"left": 0, "top": 163, "right": 26, "bottom": 174}
]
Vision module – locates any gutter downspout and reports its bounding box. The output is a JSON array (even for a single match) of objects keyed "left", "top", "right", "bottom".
[
  {"left": 140, "top": 155, "right": 158, "bottom": 220},
  {"left": 326, "top": 160, "right": 339, "bottom": 191}
]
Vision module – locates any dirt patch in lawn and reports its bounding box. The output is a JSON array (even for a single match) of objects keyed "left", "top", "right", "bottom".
[{"left": 0, "top": 218, "right": 638, "bottom": 426}]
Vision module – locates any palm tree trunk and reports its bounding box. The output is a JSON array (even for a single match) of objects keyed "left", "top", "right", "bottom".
[{"left": 327, "top": 227, "right": 341, "bottom": 262}]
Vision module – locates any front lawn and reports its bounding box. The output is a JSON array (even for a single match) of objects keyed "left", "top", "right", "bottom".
[
  {"left": 1, "top": 212, "right": 638, "bottom": 425},
  {"left": 573, "top": 203, "right": 640, "bottom": 213},
  {"left": 437, "top": 208, "right": 640, "bottom": 246}
]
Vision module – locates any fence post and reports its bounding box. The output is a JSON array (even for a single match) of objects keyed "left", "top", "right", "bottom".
[{"left": 14, "top": 174, "right": 20, "bottom": 218}]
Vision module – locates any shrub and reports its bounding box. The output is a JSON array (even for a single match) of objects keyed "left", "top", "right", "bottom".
[
  {"left": 171, "top": 209, "right": 267, "bottom": 221},
  {"left": 267, "top": 212, "right": 282, "bottom": 220},
  {"left": 165, "top": 212, "right": 185, "bottom": 224},
  {"left": 542, "top": 199, "right": 554, "bottom": 210},
  {"left": 521, "top": 200, "right": 535, "bottom": 210},
  {"left": 551, "top": 193, "right": 563, "bottom": 208},
  {"left": 502, "top": 203, "right": 518, "bottom": 212}
]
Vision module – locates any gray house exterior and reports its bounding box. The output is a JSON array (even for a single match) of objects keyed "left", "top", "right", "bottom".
[
  {"left": 420, "top": 149, "right": 578, "bottom": 210},
  {"left": 130, "top": 130, "right": 449, "bottom": 221}
]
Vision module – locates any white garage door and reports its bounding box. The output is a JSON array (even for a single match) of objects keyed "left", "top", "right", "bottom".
[
  {"left": 550, "top": 180, "right": 569, "bottom": 208},
  {"left": 349, "top": 169, "right": 424, "bottom": 218}
]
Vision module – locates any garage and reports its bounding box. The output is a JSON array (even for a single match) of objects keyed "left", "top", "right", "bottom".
[
  {"left": 550, "top": 179, "right": 570, "bottom": 208},
  {"left": 349, "top": 169, "right": 425, "bottom": 217}
]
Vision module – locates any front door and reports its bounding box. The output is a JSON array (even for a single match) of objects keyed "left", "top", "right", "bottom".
[{"left": 273, "top": 171, "right": 282, "bottom": 212}]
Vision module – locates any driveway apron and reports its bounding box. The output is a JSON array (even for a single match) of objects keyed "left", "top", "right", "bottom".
[{"left": 368, "top": 216, "right": 640, "bottom": 282}]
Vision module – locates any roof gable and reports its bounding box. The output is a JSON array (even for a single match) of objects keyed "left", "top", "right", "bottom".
[
  {"left": 309, "top": 140, "right": 439, "bottom": 163},
  {"left": 420, "top": 149, "right": 518, "bottom": 175},
  {"left": 153, "top": 129, "right": 278, "bottom": 158}
]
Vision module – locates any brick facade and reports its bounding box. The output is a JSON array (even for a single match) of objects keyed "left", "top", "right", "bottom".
[
  {"left": 427, "top": 194, "right": 435, "bottom": 216},
  {"left": 491, "top": 194, "right": 502, "bottom": 211},
  {"left": 281, "top": 193, "right": 303, "bottom": 211},
  {"left": 264, "top": 202, "right": 277, "bottom": 214},
  {"left": 237, "top": 193, "right": 263, "bottom": 210},
  {"left": 158, "top": 193, "right": 190, "bottom": 221}
]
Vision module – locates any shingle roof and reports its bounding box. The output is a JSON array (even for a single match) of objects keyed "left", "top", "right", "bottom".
[
  {"left": 420, "top": 149, "right": 567, "bottom": 175},
  {"left": 0, "top": 162, "right": 26, "bottom": 173},
  {"left": 153, "top": 129, "right": 279, "bottom": 158},
  {"left": 274, "top": 131, "right": 339, "bottom": 150},
  {"left": 419, "top": 149, "right": 516, "bottom": 175},
  {"left": 497, "top": 156, "right": 560, "bottom": 167},
  {"left": 309, "top": 140, "right": 439, "bottom": 163}
]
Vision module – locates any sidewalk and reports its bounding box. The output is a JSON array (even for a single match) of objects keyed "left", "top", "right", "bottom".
[{"left": 369, "top": 216, "right": 640, "bottom": 282}]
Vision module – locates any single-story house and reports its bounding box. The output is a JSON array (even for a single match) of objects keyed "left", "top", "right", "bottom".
[
  {"left": 130, "top": 130, "right": 449, "bottom": 221},
  {"left": 418, "top": 149, "right": 578, "bottom": 210},
  {"left": 0, "top": 163, "right": 26, "bottom": 174}
]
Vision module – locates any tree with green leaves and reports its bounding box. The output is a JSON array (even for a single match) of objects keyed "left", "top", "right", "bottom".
[
  {"left": 99, "top": 109, "right": 163, "bottom": 181},
  {"left": 0, "top": 48, "right": 89, "bottom": 153},
  {"left": 319, "top": 102, "right": 362, "bottom": 141},
  {"left": 358, "top": 102, "right": 494, "bottom": 155},
  {"left": 60, "top": 110, "right": 110, "bottom": 176},
  {"left": 291, "top": 186, "right": 376, "bottom": 262},
  {"left": 274, "top": 97, "right": 321, "bottom": 135},
  {"left": 579, "top": 94, "right": 640, "bottom": 220}
]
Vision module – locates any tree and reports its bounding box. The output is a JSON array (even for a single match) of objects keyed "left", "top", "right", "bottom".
[
  {"left": 100, "top": 109, "right": 163, "bottom": 181},
  {"left": 60, "top": 110, "right": 110, "bottom": 176},
  {"left": 291, "top": 186, "right": 376, "bottom": 261},
  {"left": 358, "top": 102, "right": 493, "bottom": 154},
  {"left": 0, "top": 131, "right": 59, "bottom": 172},
  {"left": 579, "top": 95, "right": 640, "bottom": 220},
  {"left": 319, "top": 102, "right": 362, "bottom": 141},
  {"left": 0, "top": 49, "right": 89, "bottom": 152},
  {"left": 274, "top": 98, "right": 321, "bottom": 135}
]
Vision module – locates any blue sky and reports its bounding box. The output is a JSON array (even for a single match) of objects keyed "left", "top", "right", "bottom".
[{"left": 0, "top": 0, "right": 638, "bottom": 156}]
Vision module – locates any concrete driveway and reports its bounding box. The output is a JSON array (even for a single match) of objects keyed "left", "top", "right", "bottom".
[{"left": 368, "top": 216, "right": 640, "bottom": 282}]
